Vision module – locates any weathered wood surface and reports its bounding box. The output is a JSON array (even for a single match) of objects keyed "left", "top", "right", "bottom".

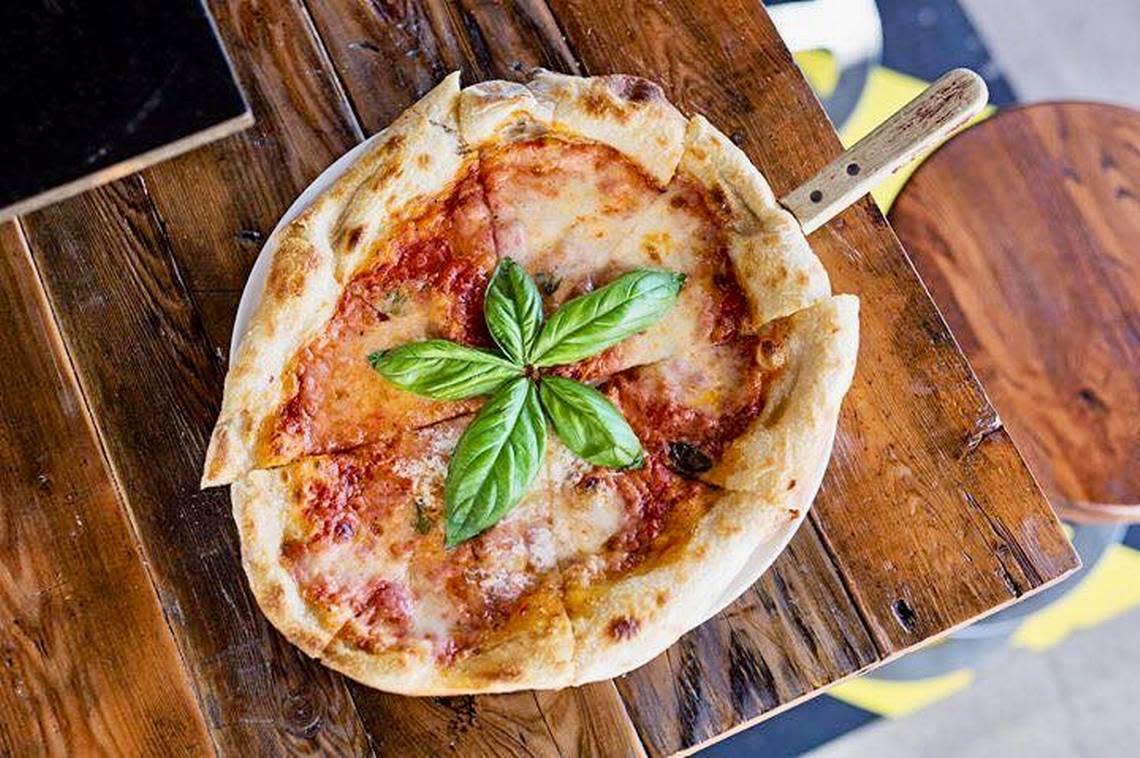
[
  {"left": 17, "top": 0, "right": 373, "bottom": 753},
  {"left": 0, "top": 222, "right": 211, "bottom": 755},
  {"left": 5, "top": 1, "right": 1079, "bottom": 756},
  {"left": 890, "top": 103, "right": 1140, "bottom": 523}
]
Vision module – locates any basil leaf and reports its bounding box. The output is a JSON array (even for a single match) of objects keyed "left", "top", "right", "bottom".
[
  {"left": 484, "top": 258, "right": 544, "bottom": 365},
  {"left": 529, "top": 269, "right": 685, "bottom": 367},
  {"left": 445, "top": 377, "right": 547, "bottom": 547},
  {"left": 369, "top": 340, "right": 521, "bottom": 400},
  {"left": 538, "top": 376, "right": 644, "bottom": 469}
]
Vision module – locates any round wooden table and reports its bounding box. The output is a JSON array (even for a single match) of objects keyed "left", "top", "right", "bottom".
[{"left": 890, "top": 102, "right": 1139, "bottom": 522}]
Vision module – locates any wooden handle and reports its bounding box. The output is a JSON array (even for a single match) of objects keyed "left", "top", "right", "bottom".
[{"left": 780, "top": 68, "right": 988, "bottom": 233}]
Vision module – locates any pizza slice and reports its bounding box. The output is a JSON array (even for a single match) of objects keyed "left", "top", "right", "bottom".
[
  {"left": 204, "top": 75, "right": 497, "bottom": 486},
  {"left": 232, "top": 416, "right": 576, "bottom": 693},
  {"left": 465, "top": 74, "right": 830, "bottom": 380},
  {"left": 543, "top": 296, "right": 857, "bottom": 679}
]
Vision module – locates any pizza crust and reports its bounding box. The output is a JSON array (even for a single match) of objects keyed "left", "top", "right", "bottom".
[
  {"left": 705, "top": 295, "right": 860, "bottom": 495},
  {"left": 566, "top": 491, "right": 793, "bottom": 684},
  {"left": 680, "top": 115, "right": 831, "bottom": 325},
  {"left": 231, "top": 470, "right": 343, "bottom": 656},
  {"left": 525, "top": 70, "right": 687, "bottom": 186}
]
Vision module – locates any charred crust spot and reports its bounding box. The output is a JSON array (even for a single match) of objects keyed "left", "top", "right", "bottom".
[
  {"left": 476, "top": 664, "right": 523, "bottom": 681},
  {"left": 381, "top": 133, "right": 406, "bottom": 155},
  {"left": 342, "top": 226, "right": 363, "bottom": 250},
  {"left": 667, "top": 441, "right": 713, "bottom": 477},
  {"left": 264, "top": 584, "right": 285, "bottom": 612},
  {"left": 610, "top": 75, "right": 662, "bottom": 104},
  {"left": 267, "top": 241, "right": 321, "bottom": 300},
  {"left": 709, "top": 184, "right": 730, "bottom": 214},
  {"left": 669, "top": 194, "right": 688, "bottom": 209},
  {"left": 578, "top": 475, "right": 601, "bottom": 492},
  {"left": 582, "top": 77, "right": 662, "bottom": 123},
  {"left": 372, "top": 160, "right": 403, "bottom": 188},
  {"left": 656, "top": 591, "right": 668, "bottom": 607},
  {"left": 609, "top": 616, "right": 641, "bottom": 640},
  {"left": 787, "top": 479, "right": 797, "bottom": 490}
]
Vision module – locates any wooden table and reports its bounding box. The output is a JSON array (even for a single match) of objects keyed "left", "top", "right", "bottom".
[{"left": 0, "top": 2, "right": 1079, "bottom": 756}]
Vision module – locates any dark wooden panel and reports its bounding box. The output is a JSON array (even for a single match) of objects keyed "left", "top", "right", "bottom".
[
  {"left": 611, "top": 526, "right": 877, "bottom": 754},
  {"left": 889, "top": 103, "right": 1139, "bottom": 519},
  {"left": 16, "top": 0, "right": 379, "bottom": 751},
  {"left": 22, "top": 178, "right": 371, "bottom": 756},
  {"left": 0, "top": 222, "right": 212, "bottom": 755},
  {"left": 305, "top": 0, "right": 578, "bottom": 133}
]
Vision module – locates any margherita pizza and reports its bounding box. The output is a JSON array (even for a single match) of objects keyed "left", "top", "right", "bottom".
[{"left": 203, "top": 70, "right": 858, "bottom": 694}]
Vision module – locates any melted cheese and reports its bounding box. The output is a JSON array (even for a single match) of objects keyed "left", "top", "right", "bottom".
[{"left": 267, "top": 169, "right": 496, "bottom": 463}]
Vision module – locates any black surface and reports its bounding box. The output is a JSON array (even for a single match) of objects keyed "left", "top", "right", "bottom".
[
  {"left": 0, "top": 0, "right": 248, "bottom": 210},
  {"left": 877, "top": 0, "right": 1017, "bottom": 105},
  {"left": 702, "top": 695, "right": 878, "bottom": 757}
]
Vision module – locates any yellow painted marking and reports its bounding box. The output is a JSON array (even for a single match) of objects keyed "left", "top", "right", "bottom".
[
  {"left": 829, "top": 668, "right": 975, "bottom": 718},
  {"left": 1014, "top": 543, "right": 1140, "bottom": 651}
]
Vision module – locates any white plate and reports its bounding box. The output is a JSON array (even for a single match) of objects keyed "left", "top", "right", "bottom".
[{"left": 231, "top": 137, "right": 813, "bottom": 624}]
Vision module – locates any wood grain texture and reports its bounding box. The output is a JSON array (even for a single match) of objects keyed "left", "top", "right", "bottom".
[
  {"left": 889, "top": 103, "right": 1140, "bottom": 520},
  {"left": 16, "top": 0, "right": 377, "bottom": 753},
  {"left": 304, "top": 0, "right": 578, "bottom": 133},
  {"left": 0, "top": 222, "right": 211, "bottom": 756}
]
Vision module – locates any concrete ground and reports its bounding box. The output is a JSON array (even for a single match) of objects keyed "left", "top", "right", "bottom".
[
  {"left": 958, "top": 0, "right": 1140, "bottom": 108},
  {"left": 815, "top": 2, "right": 1139, "bottom": 756},
  {"left": 814, "top": 608, "right": 1140, "bottom": 757}
]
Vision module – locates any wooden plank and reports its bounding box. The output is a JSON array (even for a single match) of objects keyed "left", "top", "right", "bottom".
[
  {"left": 304, "top": 0, "right": 578, "bottom": 134},
  {"left": 546, "top": 0, "right": 1077, "bottom": 656},
  {"left": 300, "top": 2, "right": 645, "bottom": 754},
  {"left": 16, "top": 0, "right": 379, "bottom": 752},
  {"left": 302, "top": 2, "right": 881, "bottom": 755},
  {"left": 611, "top": 528, "right": 878, "bottom": 753},
  {"left": 0, "top": 222, "right": 212, "bottom": 755}
]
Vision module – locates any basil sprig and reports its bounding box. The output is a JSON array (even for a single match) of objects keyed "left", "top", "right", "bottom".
[
  {"left": 369, "top": 258, "right": 684, "bottom": 546},
  {"left": 484, "top": 258, "right": 544, "bottom": 365},
  {"left": 444, "top": 377, "right": 547, "bottom": 547}
]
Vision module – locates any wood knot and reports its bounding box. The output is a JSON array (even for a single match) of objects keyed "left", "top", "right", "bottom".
[{"left": 891, "top": 598, "right": 918, "bottom": 633}]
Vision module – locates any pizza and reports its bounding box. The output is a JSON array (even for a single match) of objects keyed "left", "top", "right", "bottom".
[{"left": 203, "top": 70, "right": 859, "bottom": 694}]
